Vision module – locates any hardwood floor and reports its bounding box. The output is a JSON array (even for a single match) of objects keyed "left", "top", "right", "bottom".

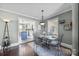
[
  {"left": 19, "top": 43, "right": 37, "bottom": 56},
  {"left": 0, "top": 42, "right": 72, "bottom": 56},
  {"left": 0, "top": 43, "right": 37, "bottom": 56}
]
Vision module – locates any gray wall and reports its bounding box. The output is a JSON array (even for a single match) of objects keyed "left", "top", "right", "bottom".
[
  {"left": 58, "top": 11, "right": 72, "bottom": 45},
  {"left": 0, "top": 10, "right": 18, "bottom": 45}
]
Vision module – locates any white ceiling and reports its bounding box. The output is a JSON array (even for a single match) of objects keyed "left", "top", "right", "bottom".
[{"left": 0, "top": 3, "right": 71, "bottom": 20}]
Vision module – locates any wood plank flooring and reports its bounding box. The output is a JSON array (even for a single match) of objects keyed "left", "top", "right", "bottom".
[{"left": 0, "top": 43, "right": 37, "bottom": 56}]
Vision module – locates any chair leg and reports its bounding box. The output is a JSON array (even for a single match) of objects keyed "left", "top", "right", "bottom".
[
  {"left": 58, "top": 46, "right": 63, "bottom": 56},
  {"left": 59, "top": 47, "right": 61, "bottom": 56},
  {"left": 56, "top": 47, "right": 59, "bottom": 56},
  {"left": 57, "top": 46, "right": 61, "bottom": 56},
  {"left": 60, "top": 46, "right": 64, "bottom": 55},
  {"left": 53, "top": 46, "right": 59, "bottom": 56}
]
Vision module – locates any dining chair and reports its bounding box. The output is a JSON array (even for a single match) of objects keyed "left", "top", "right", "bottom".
[{"left": 48, "top": 34, "right": 64, "bottom": 55}]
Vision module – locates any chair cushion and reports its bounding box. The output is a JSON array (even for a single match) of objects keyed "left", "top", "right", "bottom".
[{"left": 50, "top": 41, "right": 58, "bottom": 45}]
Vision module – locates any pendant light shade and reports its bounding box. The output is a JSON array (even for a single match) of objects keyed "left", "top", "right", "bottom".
[
  {"left": 3, "top": 19, "right": 10, "bottom": 22},
  {"left": 40, "top": 10, "right": 45, "bottom": 25},
  {"left": 40, "top": 22, "right": 45, "bottom": 25},
  {"left": 2, "top": 16, "right": 11, "bottom": 22}
]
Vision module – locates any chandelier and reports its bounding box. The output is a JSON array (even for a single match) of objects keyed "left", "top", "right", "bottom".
[{"left": 40, "top": 10, "right": 45, "bottom": 25}]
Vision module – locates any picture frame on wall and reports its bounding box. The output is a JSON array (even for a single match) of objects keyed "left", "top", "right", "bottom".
[
  {"left": 64, "top": 22, "right": 72, "bottom": 31},
  {"left": 59, "top": 20, "right": 65, "bottom": 24}
]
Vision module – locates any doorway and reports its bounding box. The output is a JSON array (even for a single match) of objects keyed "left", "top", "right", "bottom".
[{"left": 18, "top": 17, "right": 37, "bottom": 44}]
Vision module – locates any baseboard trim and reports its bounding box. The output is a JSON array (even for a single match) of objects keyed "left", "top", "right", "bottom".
[{"left": 61, "top": 43, "right": 72, "bottom": 49}]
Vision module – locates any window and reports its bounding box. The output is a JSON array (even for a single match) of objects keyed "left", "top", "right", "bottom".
[{"left": 48, "top": 18, "right": 58, "bottom": 38}]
